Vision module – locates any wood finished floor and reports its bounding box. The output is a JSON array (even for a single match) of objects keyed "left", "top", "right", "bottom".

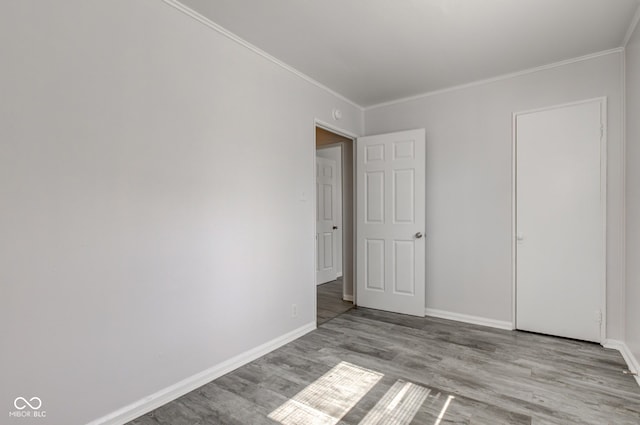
[
  {"left": 317, "top": 278, "right": 353, "bottom": 325},
  {"left": 128, "top": 308, "right": 640, "bottom": 425}
]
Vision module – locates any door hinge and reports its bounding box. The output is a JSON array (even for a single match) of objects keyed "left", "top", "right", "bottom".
[
  {"left": 600, "top": 125, "right": 604, "bottom": 140},
  {"left": 596, "top": 310, "right": 602, "bottom": 324}
]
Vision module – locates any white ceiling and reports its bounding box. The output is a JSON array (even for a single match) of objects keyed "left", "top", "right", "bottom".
[{"left": 178, "top": 0, "right": 640, "bottom": 107}]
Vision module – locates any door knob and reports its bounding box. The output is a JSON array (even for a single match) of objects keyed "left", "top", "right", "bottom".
[
  {"left": 333, "top": 226, "right": 338, "bottom": 230},
  {"left": 415, "top": 232, "right": 423, "bottom": 239}
]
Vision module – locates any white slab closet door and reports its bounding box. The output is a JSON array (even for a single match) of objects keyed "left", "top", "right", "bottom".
[{"left": 516, "top": 99, "right": 605, "bottom": 343}]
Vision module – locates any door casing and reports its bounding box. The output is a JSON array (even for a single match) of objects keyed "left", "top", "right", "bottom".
[{"left": 313, "top": 119, "right": 358, "bottom": 319}]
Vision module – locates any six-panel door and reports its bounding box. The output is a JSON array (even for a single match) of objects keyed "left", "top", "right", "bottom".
[
  {"left": 317, "top": 157, "right": 338, "bottom": 285},
  {"left": 356, "top": 129, "right": 426, "bottom": 316}
]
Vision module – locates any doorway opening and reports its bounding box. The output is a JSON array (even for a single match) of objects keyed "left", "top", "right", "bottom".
[{"left": 316, "top": 125, "right": 355, "bottom": 324}]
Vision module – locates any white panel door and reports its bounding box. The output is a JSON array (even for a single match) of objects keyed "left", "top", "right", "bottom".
[
  {"left": 317, "top": 146, "right": 343, "bottom": 277},
  {"left": 317, "top": 157, "right": 338, "bottom": 285},
  {"left": 356, "top": 129, "right": 426, "bottom": 316},
  {"left": 516, "top": 99, "right": 605, "bottom": 343}
]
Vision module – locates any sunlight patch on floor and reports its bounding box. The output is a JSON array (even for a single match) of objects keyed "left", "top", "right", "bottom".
[
  {"left": 434, "top": 395, "right": 455, "bottom": 425},
  {"left": 359, "top": 380, "right": 430, "bottom": 425},
  {"left": 268, "top": 361, "right": 383, "bottom": 425}
]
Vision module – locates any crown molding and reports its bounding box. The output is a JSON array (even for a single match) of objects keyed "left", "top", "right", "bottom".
[
  {"left": 161, "top": 1, "right": 630, "bottom": 114},
  {"left": 623, "top": 3, "right": 640, "bottom": 47},
  {"left": 162, "top": 0, "right": 364, "bottom": 112},
  {"left": 365, "top": 48, "right": 625, "bottom": 111}
]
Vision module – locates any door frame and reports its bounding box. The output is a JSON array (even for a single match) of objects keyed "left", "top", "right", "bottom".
[
  {"left": 313, "top": 119, "right": 359, "bottom": 316},
  {"left": 511, "top": 97, "right": 608, "bottom": 342}
]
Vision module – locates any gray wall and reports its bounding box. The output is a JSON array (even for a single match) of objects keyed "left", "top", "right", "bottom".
[
  {"left": 365, "top": 52, "right": 625, "bottom": 337},
  {"left": 626, "top": 19, "right": 640, "bottom": 367},
  {"left": 1, "top": 2, "right": 636, "bottom": 424},
  {"left": 0, "top": 1, "right": 361, "bottom": 424}
]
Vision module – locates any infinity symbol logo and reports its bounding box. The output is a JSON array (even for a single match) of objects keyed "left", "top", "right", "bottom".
[{"left": 14, "top": 397, "right": 42, "bottom": 410}]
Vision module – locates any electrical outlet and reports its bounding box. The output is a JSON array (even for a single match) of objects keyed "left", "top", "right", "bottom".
[{"left": 292, "top": 304, "right": 298, "bottom": 318}]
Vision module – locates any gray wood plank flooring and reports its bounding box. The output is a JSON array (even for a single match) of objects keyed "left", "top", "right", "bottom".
[
  {"left": 317, "top": 278, "right": 353, "bottom": 325},
  {"left": 128, "top": 308, "right": 640, "bottom": 425}
]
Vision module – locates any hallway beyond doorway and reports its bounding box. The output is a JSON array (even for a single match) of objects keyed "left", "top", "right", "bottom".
[{"left": 317, "top": 278, "right": 353, "bottom": 325}]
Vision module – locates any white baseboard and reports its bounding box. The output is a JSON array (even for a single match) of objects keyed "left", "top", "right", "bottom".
[
  {"left": 425, "top": 308, "right": 513, "bottom": 331},
  {"left": 603, "top": 339, "right": 640, "bottom": 387},
  {"left": 87, "top": 322, "right": 316, "bottom": 425},
  {"left": 343, "top": 294, "right": 353, "bottom": 302}
]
